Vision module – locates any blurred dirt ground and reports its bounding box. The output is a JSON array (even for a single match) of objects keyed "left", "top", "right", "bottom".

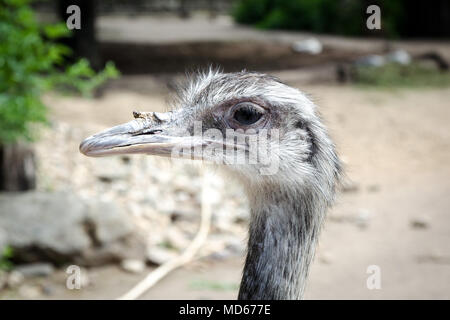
[{"left": 3, "top": 79, "right": 447, "bottom": 300}]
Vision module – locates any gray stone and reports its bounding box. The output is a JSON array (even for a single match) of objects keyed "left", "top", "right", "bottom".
[
  {"left": 155, "top": 196, "right": 176, "bottom": 214},
  {"left": 292, "top": 38, "right": 323, "bottom": 55},
  {"left": 209, "top": 250, "right": 231, "bottom": 260},
  {"left": 0, "top": 192, "right": 91, "bottom": 257},
  {"left": 0, "top": 271, "right": 7, "bottom": 290},
  {"left": 355, "top": 209, "right": 371, "bottom": 229},
  {"left": 225, "top": 239, "right": 246, "bottom": 255},
  {"left": 170, "top": 209, "right": 198, "bottom": 222},
  {"left": 0, "top": 227, "right": 6, "bottom": 252},
  {"left": 146, "top": 246, "right": 177, "bottom": 265},
  {"left": 386, "top": 50, "right": 411, "bottom": 65},
  {"left": 86, "top": 199, "right": 133, "bottom": 245},
  {"left": 165, "top": 228, "right": 189, "bottom": 250},
  {"left": 41, "top": 284, "right": 54, "bottom": 296},
  {"left": 0, "top": 191, "right": 143, "bottom": 266},
  {"left": 120, "top": 259, "right": 146, "bottom": 273},
  {"left": 16, "top": 263, "right": 54, "bottom": 277},
  {"left": 341, "top": 179, "right": 360, "bottom": 193},
  {"left": 355, "top": 55, "right": 386, "bottom": 67}
]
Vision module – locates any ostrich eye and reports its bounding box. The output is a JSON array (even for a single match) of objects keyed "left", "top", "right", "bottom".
[{"left": 232, "top": 103, "right": 265, "bottom": 126}]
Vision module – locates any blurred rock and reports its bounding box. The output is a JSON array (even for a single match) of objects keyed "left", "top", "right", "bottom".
[
  {"left": 209, "top": 250, "right": 231, "bottom": 260},
  {"left": 165, "top": 227, "right": 189, "bottom": 250},
  {"left": 7, "top": 270, "right": 24, "bottom": 288},
  {"left": 16, "top": 263, "right": 54, "bottom": 277},
  {"left": 92, "top": 158, "right": 130, "bottom": 182},
  {"left": 355, "top": 209, "right": 371, "bottom": 229},
  {"left": 206, "top": 234, "right": 245, "bottom": 261},
  {"left": 292, "top": 38, "right": 323, "bottom": 55},
  {"left": 411, "top": 217, "right": 429, "bottom": 229},
  {"left": 120, "top": 156, "right": 131, "bottom": 164},
  {"left": 155, "top": 196, "right": 176, "bottom": 214},
  {"left": 0, "top": 271, "right": 7, "bottom": 290},
  {"left": 170, "top": 209, "right": 198, "bottom": 222},
  {"left": 233, "top": 208, "right": 249, "bottom": 223},
  {"left": 0, "top": 191, "right": 145, "bottom": 266},
  {"left": 0, "top": 192, "right": 90, "bottom": 261},
  {"left": 146, "top": 246, "right": 177, "bottom": 265},
  {"left": 416, "top": 253, "right": 450, "bottom": 264},
  {"left": 86, "top": 199, "right": 133, "bottom": 244},
  {"left": 0, "top": 228, "right": 6, "bottom": 252},
  {"left": 121, "top": 259, "right": 146, "bottom": 274},
  {"left": 367, "top": 184, "right": 380, "bottom": 192},
  {"left": 386, "top": 50, "right": 411, "bottom": 65},
  {"left": 318, "top": 252, "right": 333, "bottom": 264},
  {"left": 18, "top": 284, "right": 42, "bottom": 299},
  {"left": 341, "top": 179, "right": 360, "bottom": 193},
  {"left": 41, "top": 284, "right": 54, "bottom": 296},
  {"left": 355, "top": 55, "right": 385, "bottom": 67},
  {"left": 175, "top": 190, "right": 191, "bottom": 202},
  {"left": 226, "top": 239, "right": 246, "bottom": 255},
  {"left": 328, "top": 208, "right": 372, "bottom": 229},
  {"left": 112, "top": 181, "right": 130, "bottom": 194},
  {"left": 79, "top": 234, "right": 147, "bottom": 267}
]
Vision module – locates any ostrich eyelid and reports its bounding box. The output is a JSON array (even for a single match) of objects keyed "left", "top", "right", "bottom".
[{"left": 224, "top": 102, "right": 269, "bottom": 129}]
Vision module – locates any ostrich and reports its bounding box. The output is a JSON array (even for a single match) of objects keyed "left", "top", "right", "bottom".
[{"left": 79, "top": 70, "right": 341, "bottom": 300}]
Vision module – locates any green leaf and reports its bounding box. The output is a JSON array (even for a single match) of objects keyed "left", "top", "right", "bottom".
[
  {"left": 44, "top": 23, "right": 71, "bottom": 39},
  {"left": 0, "top": 1, "right": 121, "bottom": 144}
]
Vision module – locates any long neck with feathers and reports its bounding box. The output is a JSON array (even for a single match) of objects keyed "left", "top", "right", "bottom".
[
  {"left": 238, "top": 183, "right": 325, "bottom": 300},
  {"left": 237, "top": 121, "right": 340, "bottom": 300}
]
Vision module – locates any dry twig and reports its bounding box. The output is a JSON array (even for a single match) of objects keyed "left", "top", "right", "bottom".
[{"left": 118, "top": 168, "right": 213, "bottom": 300}]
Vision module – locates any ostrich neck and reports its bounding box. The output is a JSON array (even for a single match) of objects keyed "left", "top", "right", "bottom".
[{"left": 238, "top": 187, "right": 323, "bottom": 300}]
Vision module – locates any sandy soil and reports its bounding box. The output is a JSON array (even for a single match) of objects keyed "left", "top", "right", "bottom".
[{"left": 6, "top": 80, "right": 445, "bottom": 300}]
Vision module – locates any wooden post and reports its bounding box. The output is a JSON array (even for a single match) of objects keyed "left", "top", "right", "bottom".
[{"left": 0, "top": 143, "right": 36, "bottom": 191}]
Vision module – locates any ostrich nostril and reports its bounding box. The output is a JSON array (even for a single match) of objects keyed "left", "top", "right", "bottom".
[
  {"left": 146, "top": 129, "right": 163, "bottom": 135},
  {"left": 132, "top": 129, "right": 163, "bottom": 136}
]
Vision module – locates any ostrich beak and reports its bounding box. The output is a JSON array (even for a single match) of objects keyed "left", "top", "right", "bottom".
[{"left": 79, "top": 111, "right": 197, "bottom": 158}]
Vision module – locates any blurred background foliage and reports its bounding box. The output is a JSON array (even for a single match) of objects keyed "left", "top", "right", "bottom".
[
  {"left": 354, "top": 63, "right": 450, "bottom": 88},
  {"left": 0, "top": 0, "right": 119, "bottom": 145},
  {"left": 232, "top": 0, "right": 449, "bottom": 38},
  {"left": 0, "top": 246, "right": 13, "bottom": 272}
]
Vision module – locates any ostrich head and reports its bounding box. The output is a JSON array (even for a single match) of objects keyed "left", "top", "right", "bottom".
[{"left": 80, "top": 70, "right": 341, "bottom": 299}]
